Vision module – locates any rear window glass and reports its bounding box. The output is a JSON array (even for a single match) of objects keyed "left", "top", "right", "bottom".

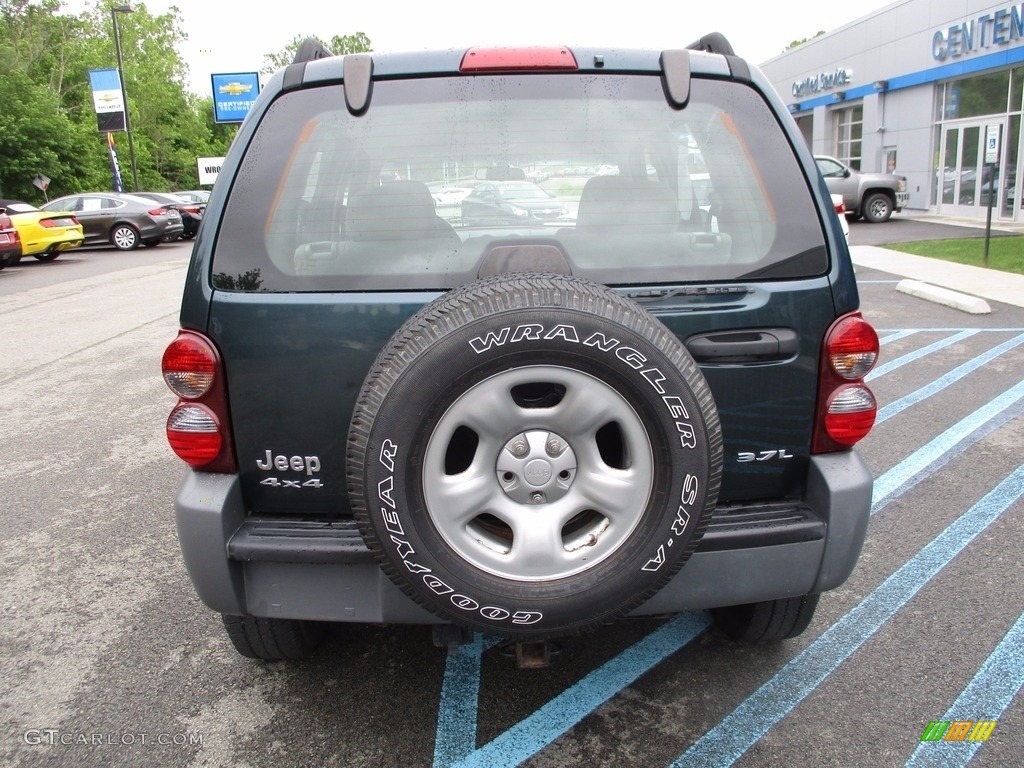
[{"left": 213, "top": 74, "right": 827, "bottom": 292}]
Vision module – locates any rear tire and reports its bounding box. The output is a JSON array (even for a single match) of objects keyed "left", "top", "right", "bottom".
[
  {"left": 111, "top": 224, "right": 140, "bottom": 250},
  {"left": 221, "top": 614, "right": 326, "bottom": 660},
  {"left": 33, "top": 251, "right": 60, "bottom": 262},
  {"left": 712, "top": 594, "right": 819, "bottom": 642}
]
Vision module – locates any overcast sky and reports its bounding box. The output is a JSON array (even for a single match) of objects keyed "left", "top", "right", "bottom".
[{"left": 73, "top": 0, "right": 903, "bottom": 95}]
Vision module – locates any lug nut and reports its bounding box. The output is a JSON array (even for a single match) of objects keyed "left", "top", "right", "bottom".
[
  {"left": 529, "top": 492, "right": 545, "bottom": 504},
  {"left": 546, "top": 438, "right": 563, "bottom": 455},
  {"left": 511, "top": 440, "right": 528, "bottom": 456}
]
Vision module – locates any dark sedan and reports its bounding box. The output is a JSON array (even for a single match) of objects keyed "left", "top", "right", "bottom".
[
  {"left": 135, "top": 192, "right": 205, "bottom": 239},
  {"left": 41, "top": 192, "right": 184, "bottom": 250},
  {"left": 460, "top": 181, "right": 567, "bottom": 226}
]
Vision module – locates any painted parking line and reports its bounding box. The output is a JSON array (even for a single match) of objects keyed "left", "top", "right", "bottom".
[
  {"left": 868, "top": 329, "right": 979, "bottom": 380},
  {"left": 670, "top": 464, "right": 1024, "bottom": 768},
  {"left": 903, "top": 611, "right": 1024, "bottom": 768},
  {"left": 871, "top": 378, "right": 1024, "bottom": 512},
  {"left": 879, "top": 330, "right": 921, "bottom": 345},
  {"left": 434, "top": 613, "right": 711, "bottom": 768},
  {"left": 876, "top": 333, "right": 1024, "bottom": 424}
]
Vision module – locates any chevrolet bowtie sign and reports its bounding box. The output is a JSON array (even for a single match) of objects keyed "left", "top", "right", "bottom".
[{"left": 211, "top": 72, "right": 261, "bottom": 124}]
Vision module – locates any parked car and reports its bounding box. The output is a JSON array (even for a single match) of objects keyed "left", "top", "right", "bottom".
[
  {"left": 41, "top": 192, "right": 183, "bottom": 250},
  {"left": 831, "top": 194, "right": 851, "bottom": 242},
  {"left": 461, "top": 181, "right": 567, "bottom": 226},
  {"left": 173, "top": 189, "right": 211, "bottom": 204},
  {"left": 430, "top": 184, "right": 476, "bottom": 222},
  {"left": 0, "top": 199, "right": 83, "bottom": 262},
  {"left": 164, "top": 34, "right": 878, "bottom": 662},
  {"left": 0, "top": 208, "right": 22, "bottom": 268},
  {"left": 134, "top": 192, "right": 205, "bottom": 239},
  {"left": 815, "top": 155, "right": 908, "bottom": 223}
]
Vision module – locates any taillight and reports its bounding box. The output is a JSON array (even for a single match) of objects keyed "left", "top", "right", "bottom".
[
  {"left": 833, "top": 199, "right": 846, "bottom": 215},
  {"left": 166, "top": 404, "right": 222, "bottom": 464},
  {"left": 813, "top": 313, "right": 879, "bottom": 453},
  {"left": 148, "top": 208, "right": 168, "bottom": 216},
  {"left": 162, "top": 330, "right": 237, "bottom": 472}
]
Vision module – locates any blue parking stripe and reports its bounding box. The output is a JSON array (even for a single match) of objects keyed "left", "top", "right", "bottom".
[
  {"left": 433, "top": 634, "right": 486, "bottom": 768},
  {"left": 868, "top": 330, "right": 979, "bottom": 380},
  {"left": 670, "top": 464, "right": 1024, "bottom": 768},
  {"left": 437, "top": 612, "right": 710, "bottom": 768},
  {"left": 879, "top": 330, "right": 919, "bottom": 345},
  {"left": 903, "top": 611, "right": 1024, "bottom": 768},
  {"left": 871, "top": 379, "right": 1024, "bottom": 513},
  {"left": 877, "top": 333, "right": 1024, "bottom": 424}
]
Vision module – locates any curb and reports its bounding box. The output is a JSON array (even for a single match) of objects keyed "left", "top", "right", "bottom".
[{"left": 895, "top": 280, "right": 991, "bottom": 314}]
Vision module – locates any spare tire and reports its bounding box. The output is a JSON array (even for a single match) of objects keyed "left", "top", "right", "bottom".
[{"left": 347, "top": 274, "right": 722, "bottom": 638}]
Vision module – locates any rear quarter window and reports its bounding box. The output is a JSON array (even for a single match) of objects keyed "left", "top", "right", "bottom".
[{"left": 212, "top": 73, "right": 827, "bottom": 292}]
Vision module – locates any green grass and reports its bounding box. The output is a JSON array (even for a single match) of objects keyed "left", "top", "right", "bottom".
[{"left": 884, "top": 236, "right": 1024, "bottom": 275}]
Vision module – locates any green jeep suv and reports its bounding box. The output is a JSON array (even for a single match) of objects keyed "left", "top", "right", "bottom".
[{"left": 163, "top": 34, "right": 879, "bottom": 661}]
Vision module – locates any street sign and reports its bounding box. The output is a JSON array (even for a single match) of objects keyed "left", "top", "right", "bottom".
[{"left": 984, "top": 125, "right": 1001, "bottom": 164}]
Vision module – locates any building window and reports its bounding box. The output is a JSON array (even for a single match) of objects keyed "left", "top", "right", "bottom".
[{"left": 833, "top": 105, "right": 863, "bottom": 169}]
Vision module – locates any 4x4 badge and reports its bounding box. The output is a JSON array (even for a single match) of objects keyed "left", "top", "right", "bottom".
[{"left": 256, "top": 449, "right": 324, "bottom": 489}]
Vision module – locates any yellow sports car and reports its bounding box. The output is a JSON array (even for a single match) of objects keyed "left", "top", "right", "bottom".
[{"left": 0, "top": 199, "right": 84, "bottom": 263}]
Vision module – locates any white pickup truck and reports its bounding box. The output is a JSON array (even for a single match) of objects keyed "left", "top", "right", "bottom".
[{"left": 815, "top": 155, "right": 909, "bottom": 223}]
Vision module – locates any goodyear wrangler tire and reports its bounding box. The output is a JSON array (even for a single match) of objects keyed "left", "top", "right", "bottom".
[{"left": 347, "top": 274, "right": 722, "bottom": 639}]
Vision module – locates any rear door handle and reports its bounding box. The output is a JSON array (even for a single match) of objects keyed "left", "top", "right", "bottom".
[{"left": 686, "top": 328, "right": 799, "bottom": 364}]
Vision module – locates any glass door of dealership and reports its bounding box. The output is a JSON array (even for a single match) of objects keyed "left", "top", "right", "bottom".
[
  {"left": 937, "top": 119, "right": 1020, "bottom": 219},
  {"left": 933, "top": 62, "right": 1023, "bottom": 222}
]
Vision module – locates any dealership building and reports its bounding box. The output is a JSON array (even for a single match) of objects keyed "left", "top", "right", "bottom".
[{"left": 759, "top": 0, "right": 1024, "bottom": 221}]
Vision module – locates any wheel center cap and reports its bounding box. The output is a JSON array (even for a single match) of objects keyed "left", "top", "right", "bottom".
[
  {"left": 524, "top": 459, "right": 553, "bottom": 486},
  {"left": 496, "top": 430, "right": 577, "bottom": 504}
]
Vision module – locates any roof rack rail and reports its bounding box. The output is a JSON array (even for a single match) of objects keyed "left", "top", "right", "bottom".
[
  {"left": 292, "top": 37, "right": 335, "bottom": 64},
  {"left": 686, "top": 32, "right": 735, "bottom": 57}
]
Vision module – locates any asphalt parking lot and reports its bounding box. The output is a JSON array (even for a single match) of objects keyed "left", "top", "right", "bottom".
[{"left": 1, "top": 224, "right": 1021, "bottom": 767}]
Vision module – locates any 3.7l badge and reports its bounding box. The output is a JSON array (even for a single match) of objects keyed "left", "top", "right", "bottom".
[{"left": 737, "top": 449, "right": 794, "bottom": 463}]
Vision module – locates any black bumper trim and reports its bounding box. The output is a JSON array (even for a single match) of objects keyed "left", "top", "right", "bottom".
[
  {"left": 228, "top": 501, "right": 824, "bottom": 565},
  {"left": 697, "top": 501, "right": 825, "bottom": 552},
  {"left": 228, "top": 518, "right": 376, "bottom": 564}
]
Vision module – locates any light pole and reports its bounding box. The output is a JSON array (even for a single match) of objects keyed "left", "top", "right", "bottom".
[{"left": 111, "top": 3, "right": 139, "bottom": 192}]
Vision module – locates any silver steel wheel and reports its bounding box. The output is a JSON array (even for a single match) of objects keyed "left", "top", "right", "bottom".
[
  {"left": 864, "top": 192, "right": 893, "bottom": 223},
  {"left": 422, "top": 365, "right": 654, "bottom": 582}
]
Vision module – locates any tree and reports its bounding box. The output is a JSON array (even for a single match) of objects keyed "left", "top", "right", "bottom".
[
  {"left": 0, "top": 0, "right": 109, "bottom": 199},
  {"left": 785, "top": 30, "right": 826, "bottom": 53},
  {"left": 0, "top": 1, "right": 370, "bottom": 196},
  {"left": 262, "top": 32, "right": 371, "bottom": 74}
]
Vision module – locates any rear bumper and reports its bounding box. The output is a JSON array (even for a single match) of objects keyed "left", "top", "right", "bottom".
[{"left": 174, "top": 451, "right": 872, "bottom": 622}]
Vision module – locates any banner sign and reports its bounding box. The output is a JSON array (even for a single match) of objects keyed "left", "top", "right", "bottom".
[
  {"left": 88, "top": 68, "right": 126, "bottom": 133},
  {"left": 107, "top": 133, "right": 124, "bottom": 192}
]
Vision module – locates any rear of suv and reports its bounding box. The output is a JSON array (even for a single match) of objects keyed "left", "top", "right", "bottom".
[{"left": 163, "top": 34, "right": 878, "bottom": 661}]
